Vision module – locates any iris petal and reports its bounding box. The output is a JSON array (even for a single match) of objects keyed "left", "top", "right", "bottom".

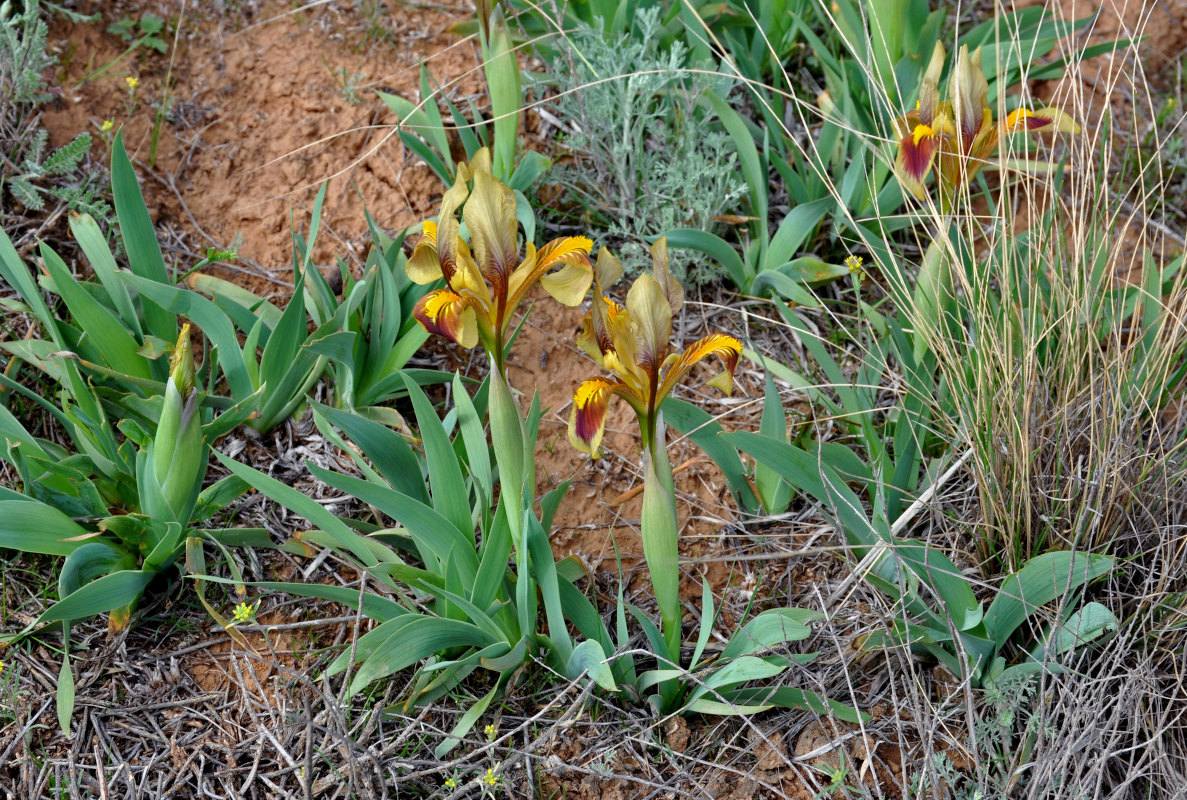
[
  {"left": 593, "top": 246, "right": 623, "bottom": 288},
  {"left": 657, "top": 333, "right": 742, "bottom": 402},
  {"left": 541, "top": 262, "right": 595, "bottom": 307},
  {"left": 568, "top": 377, "right": 625, "bottom": 457},
  {"left": 650, "top": 237, "right": 685, "bottom": 315},
  {"left": 919, "top": 41, "right": 945, "bottom": 126},
  {"left": 435, "top": 163, "right": 471, "bottom": 284},
  {"left": 895, "top": 128, "right": 940, "bottom": 199},
  {"left": 406, "top": 220, "right": 442, "bottom": 284},
  {"left": 412, "top": 290, "right": 479, "bottom": 349},
  {"left": 1005, "top": 107, "right": 1080, "bottom": 134},
  {"left": 508, "top": 236, "right": 594, "bottom": 310},
  {"left": 953, "top": 46, "right": 989, "bottom": 150},
  {"left": 625, "top": 273, "right": 672, "bottom": 375},
  {"left": 464, "top": 170, "right": 518, "bottom": 297}
]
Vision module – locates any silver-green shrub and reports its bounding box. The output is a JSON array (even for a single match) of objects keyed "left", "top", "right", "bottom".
[{"left": 537, "top": 7, "right": 745, "bottom": 285}]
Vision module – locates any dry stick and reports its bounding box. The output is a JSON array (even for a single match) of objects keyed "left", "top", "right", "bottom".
[
  {"left": 0, "top": 699, "right": 52, "bottom": 767},
  {"left": 824, "top": 447, "right": 974, "bottom": 610},
  {"left": 303, "top": 694, "right": 314, "bottom": 800},
  {"left": 607, "top": 458, "right": 707, "bottom": 506},
  {"left": 92, "top": 739, "right": 108, "bottom": 800}
]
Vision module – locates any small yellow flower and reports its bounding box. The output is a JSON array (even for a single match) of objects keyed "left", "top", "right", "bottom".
[
  {"left": 484, "top": 723, "right": 497, "bottom": 740},
  {"left": 845, "top": 255, "right": 864, "bottom": 274},
  {"left": 0, "top": 659, "right": 5, "bottom": 675},
  {"left": 231, "top": 601, "right": 256, "bottom": 624},
  {"left": 126, "top": 75, "right": 140, "bottom": 89},
  {"left": 444, "top": 776, "right": 459, "bottom": 790},
  {"left": 482, "top": 768, "right": 499, "bottom": 787},
  {"left": 101, "top": 119, "right": 114, "bottom": 132}
]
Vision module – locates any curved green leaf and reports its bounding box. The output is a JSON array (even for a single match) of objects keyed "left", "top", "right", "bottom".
[
  {"left": 662, "top": 228, "right": 750, "bottom": 291},
  {"left": 0, "top": 500, "right": 91, "bottom": 555},
  {"left": 985, "top": 552, "right": 1114, "bottom": 649},
  {"left": 346, "top": 615, "right": 493, "bottom": 695}
]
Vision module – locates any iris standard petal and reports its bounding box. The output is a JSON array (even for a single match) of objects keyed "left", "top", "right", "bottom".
[
  {"left": 649, "top": 237, "right": 684, "bottom": 315},
  {"left": 464, "top": 169, "right": 519, "bottom": 295},
  {"left": 593, "top": 246, "right": 623, "bottom": 288},
  {"left": 919, "top": 40, "right": 946, "bottom": 126},
  {"left": 625, "top": 273, "right": 672, "bottom": 375},
  {"left": 406, "top": 220, "right": 442, "bottom": 284},
  {"left": 435, "top": 163, "right": 472, "bottom": 283},
  {"left": 953, "top": 46, "right": 990, "bottom": 150}
]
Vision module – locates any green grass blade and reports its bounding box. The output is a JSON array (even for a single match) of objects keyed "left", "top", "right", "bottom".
[
  {"left": 346, "top": 616, "right": 494, "bottom": 696},
  {"left": 0, "top": 227, "right": 61, "bottom": 343},
  {"left": 69, "top": 212, "right": 140, "bottom": 337},
  {"left": 662, "top": 228, "right": 751, "bottom": 291},
  {"left": 305, "top": 462, "right": 477, "bottom": 580},
  {"left": 985, "top": 552, "right": 1114, "bottom": 650},
  {"left": 662, "top": 397, "right": 759, "bottom": 514},
  {"left": 484, "top": 8, "right": 520, "bottom": 180},
  {"left": 311, "top": 402, "right": 429, "bottom": 503},
  {"left": 452, "top": 373, "right": 491, "bottom": 504},
  {"left": 57, "top": 657, "right": 75, "bottom": 735},
  {"left": 33, "top": 570, "right": 153, "bottom": 626},
  {"left": 755, "top": 371, "right": 791, "bottom": 514},
  {"left": 212, "top": 450, "right": 379, "bottom": 568},
  {"left": 566, "top": 639, "right": 617, "bottom": 692},
  {"left": 119, "top": 273, "right": 254, "bottom": 401}
]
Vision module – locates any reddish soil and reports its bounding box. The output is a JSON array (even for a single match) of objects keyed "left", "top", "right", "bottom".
[{"left": 44, "top": 0, "right": 483, "bottom": 295}]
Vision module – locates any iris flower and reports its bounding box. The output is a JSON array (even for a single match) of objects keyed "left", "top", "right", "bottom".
[
  {"left": 405, "top": 149, "right": 594, "bottom": 371},
  {"left": 569, "top": 238, "right": 741, "bottom": 458},
  {"left": 894, "top": 42, "right": 1079, "bottom": 204}
]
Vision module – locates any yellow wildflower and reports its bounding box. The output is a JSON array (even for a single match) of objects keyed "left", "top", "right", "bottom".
[
  {"left": 484, "top": 723, "right": 497, "bottom": 740},
  {"left": 126, "top": 75, "right": 140, "bottom": 89},
  {"left": 231, "top": 601, "right": 256, "bottom": 624},
  {"left": 101, "top": 119, "right": 114, "bottom": 132}
]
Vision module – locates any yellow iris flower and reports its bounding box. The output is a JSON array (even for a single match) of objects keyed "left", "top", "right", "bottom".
[
  {"left": 893, "top": 42, "right": 1079, "bottom": 203},
  {"left": 405, "top": 149, "right": 594, "bottom": 370},
  {"left": 569, "top": 238, "right": 741, "bottom": 457}
]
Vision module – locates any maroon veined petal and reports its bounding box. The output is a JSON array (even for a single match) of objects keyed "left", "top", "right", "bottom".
[
  {"left": 568, "top": 377, "right": 626, "bottom": 458},
  {"left": 412, "top": 290, "right": 479, "bottom": 349},
  {"left": 1005, "top": 107, "right": 1080, "bottom": 134},
  {"left": 895, "top": 126, "right": 940, "bottom": 199}
]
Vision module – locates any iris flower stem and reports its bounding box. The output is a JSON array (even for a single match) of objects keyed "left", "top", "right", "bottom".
[
  {"left": 641, "top": 412, "right": 682, "bottom": 660},
  {"left": 488, "top": 364, "right": 531, "bottom": 640}
]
